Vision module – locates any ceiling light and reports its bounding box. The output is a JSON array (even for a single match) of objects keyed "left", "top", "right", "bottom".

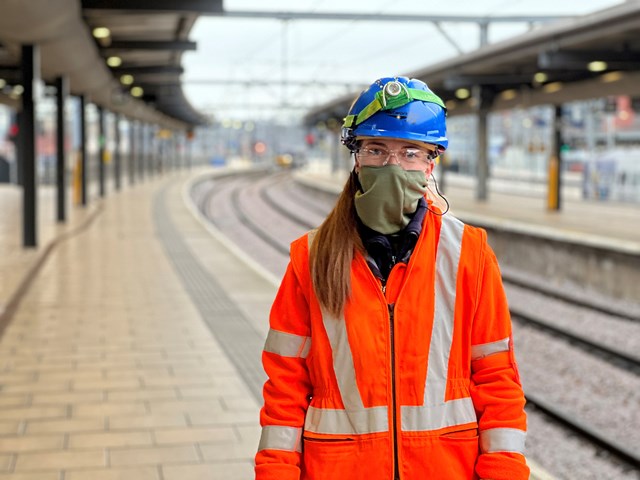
[
  {"left": 588, "top": 61, "right": 608, "bottom": 72},
  {"left": 533, "top": 72, "right": 548, "bottom": 83},
  {"left": 455, "top": 88, "right": 470, "bottom": 100},
  {"left": 543, "top": 82, "right": 563, "bottom": 93},
  {"left": 120, "top": 74, "right": 134, "bottom": 85},
  {"left": 501, "top": 89, "right": 517, "bottom": 100},
  {"left": 92, "top": 27, "right": 110, "bottom": 39},
  {"left": 107, "top": 56, "right": 122, "bottom": 67},
  {"left": 130, "top": 86, "right": 144, "bottom": 97},
  {"left": 600, "top": 71, "right": 624, "bottom": 83},
  {"left": 0, "top": 79, "right": 5, "bottom": 89}
]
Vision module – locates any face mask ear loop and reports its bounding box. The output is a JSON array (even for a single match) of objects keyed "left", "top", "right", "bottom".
[{"left": 426, "top": 172, "right": 450, "bottom": 216}]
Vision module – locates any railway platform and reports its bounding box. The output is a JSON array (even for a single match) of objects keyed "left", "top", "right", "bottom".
[{"left": 0, "top": 171, "right": 277, "bottom": 479}]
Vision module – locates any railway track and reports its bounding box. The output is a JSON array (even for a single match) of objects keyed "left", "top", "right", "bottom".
[{"left": 192, "top": 169, "right": 640, "bottom": 475}]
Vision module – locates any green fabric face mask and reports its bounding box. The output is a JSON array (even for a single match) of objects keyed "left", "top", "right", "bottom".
[{"left": 354, "top": 165, "right": 428, "bottom": 234}]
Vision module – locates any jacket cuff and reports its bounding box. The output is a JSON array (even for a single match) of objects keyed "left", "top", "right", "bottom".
[
  {"left": 475, "top": 452, "right": 530, "bottom": 480},
  {"left": 255, "top": 463, "right": 301, "bottom": 480}
]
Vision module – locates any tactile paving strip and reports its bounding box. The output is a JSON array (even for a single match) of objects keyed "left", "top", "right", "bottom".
[{"left": 153, "top": 184, "right": 266, "bottom": 402}]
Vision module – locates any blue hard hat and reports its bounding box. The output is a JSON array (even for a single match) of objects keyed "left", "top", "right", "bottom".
[{"left": 341, "top": 76, "right": 448, "bottom": 153}]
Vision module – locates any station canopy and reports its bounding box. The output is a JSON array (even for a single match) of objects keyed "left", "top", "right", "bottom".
[{"left": 0, "top": 1, "right": 638, "bottom": 127}]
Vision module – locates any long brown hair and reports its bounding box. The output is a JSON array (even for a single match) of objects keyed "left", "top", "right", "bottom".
[{"left": 309, "top": 170, "right": 363, "bottom": 318}]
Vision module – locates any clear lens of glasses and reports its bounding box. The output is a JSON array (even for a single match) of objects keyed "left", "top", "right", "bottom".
[{"left": 357, "top": 147, "right": 437, "bottom": 165}]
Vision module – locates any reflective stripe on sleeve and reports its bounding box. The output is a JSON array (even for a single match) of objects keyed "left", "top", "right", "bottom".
[
  {"left": 471, "top": 337, "right": 510, "bottom": 361},
  {"left": 258, "top": 425, "right": 303, "bottom": 453},
  {"left": 480, "top": 427, "right": 526, "bottom": 454},
  {"left": 304, "top": 405, "right": 388, "bottom": 435},
  {"left": 264, "top": 329, "right": 311, "bottom": 359}
]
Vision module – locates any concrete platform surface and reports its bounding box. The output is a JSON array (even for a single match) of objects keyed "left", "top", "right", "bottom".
[{"left": 0, "top": 171, "right": 277, "bottom": 479}]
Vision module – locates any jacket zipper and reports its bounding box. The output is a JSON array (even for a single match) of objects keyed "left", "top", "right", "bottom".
[
  {"left": 388, "top": 302, "right": 400, "bottom": 480},
  {"left": 388, "top": 255, "right": 400, "bottom": 480}
]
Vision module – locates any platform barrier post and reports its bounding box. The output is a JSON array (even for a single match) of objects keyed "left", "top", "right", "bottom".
[{"left": 547, "top": 154, "right": 560, "bottom": 210}]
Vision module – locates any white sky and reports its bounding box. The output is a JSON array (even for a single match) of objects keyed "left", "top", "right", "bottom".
[{"left": 183, "top": 0, "right": 626, "bottom": 123}]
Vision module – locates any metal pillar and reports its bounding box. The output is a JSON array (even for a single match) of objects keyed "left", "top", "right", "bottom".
[
  {"left": 548, "top": 105, "right": 563, "bottom": 211},
  {"left": 21, "top": 44, "right": 39, "bottom": 247},
  {"left": 79, "top": 95, "right": 87, "bottom": 206},
  {"left": 474, "top": 85, "right": 493, "bottom": 201},
  {"left": 114, "top": 113, "right": 121, "bottom": 190},
  {"left": 330, "top": 130, "right": 340, "bottom": 174},
  {"left": 98, "top": 106, "right": 105, "bottom": 197},
  {"left": 14, "top": 111, "right": 23, "bottom": 186},
  {"left": 55, "top": 76, "right": 68, "bottom": 222},
  {"left": 175, "top": 133, "right": 179, "bottom": 171},
  {"left": 138, "top": 122, "right": 145, "bottom": 181},
  {"left": 187, "top": 133, "right": 192, "bottom": 170},
  {"left": 129, "top": 120, "right": 135, "bottom": 185}
]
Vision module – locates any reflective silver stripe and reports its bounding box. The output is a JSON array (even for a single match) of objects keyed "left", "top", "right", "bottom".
[
  {"left": 407, "top": 216, "right": 469, "bottom": 432},
  {"left": 304, "top": 405, "right": 388, "bottom": 435},
  {"left": 258, "top": 425, "right": 303, "bottom": 453},
  {"left": 480, "top": 427, "right": 526, "bottom": 454},
  {"left": 404, "top": 216, "right": 475, "bottom": 431},
  {"left": 402, "top": 397, "right": 476, "bottom": 431},
  {"left": 309, "top": 229, "right": 389, "bottom": 435},
  {"left": 471, "top": 337, "right": 510, "bottom": 361},
  {"left": 316, "top": 304, "right": 389, "bottom": 435},
  {"left": 321, "top": 308, "right": 365, "bottom": 410},
  {"left": 264, "top": 329, "right": 311, "bottom": 358}
]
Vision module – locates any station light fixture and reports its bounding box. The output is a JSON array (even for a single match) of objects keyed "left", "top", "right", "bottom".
[
  {"left": 107, "top": 56, "right": 122, "bottom": 67},
  {"left": 455, "top": 88, "right": 470, "bottom": 100},
  {"left": 500, "top": 89, "right": 517, "bottom": 100},
  {"left": 543, "top": 81, "right": 563, "bottom": 93},
  {"left": 588, "top": 61, "right": 608, "bottom": 72},
  {"left": 0, "top": 79, "right": 5, "bottom": 89},
  {"left": 600, "top": 71, "right": 624, "bottom": 83},
  {"left": 130, "top": 86, "right": 144, "bottom": 97},
  {"left": 445, "top": 99, "right": 457, "bottom": 110},
  {"left": 533, "top": 72, "right": 548, "bottom": 84},
  {"left": 92, "top": 27, "right": 111, "bottom": 39},
  {"left": 120, "top": 74, "right": 134, "bottom": 85}
]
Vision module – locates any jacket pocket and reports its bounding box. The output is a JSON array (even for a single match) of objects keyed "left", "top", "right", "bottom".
[
  {"left": 402, "top": 432, "right": 479, "bottom": 480},
  {"left": 301, "top": 435, "right": 390, "bottom": 480}
]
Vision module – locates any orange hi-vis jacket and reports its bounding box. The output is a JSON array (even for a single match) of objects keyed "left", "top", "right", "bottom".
[{"left": 255, "top": 212, "right": 529, "bottom": 480}]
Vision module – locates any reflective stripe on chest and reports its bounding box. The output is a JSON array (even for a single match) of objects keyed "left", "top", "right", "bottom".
[{"left": 305, "top": 216, "right": 476, "bottom": 435}]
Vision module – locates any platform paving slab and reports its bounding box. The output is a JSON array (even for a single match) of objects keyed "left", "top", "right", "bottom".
[{"left": 0, "top": 173, "right": 265, "bottom": 479}]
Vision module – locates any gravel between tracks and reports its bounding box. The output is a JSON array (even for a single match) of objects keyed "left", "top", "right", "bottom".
[
  {"left": 506, "top": 283, "right": 640, "bottom": 359},
  {"left": 514, "top": 323, "right": 640, "bottom": 478}
]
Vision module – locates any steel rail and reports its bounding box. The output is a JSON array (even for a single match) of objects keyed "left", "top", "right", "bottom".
[
  {"left": 510, "top": 308, "right": 640, "bottom": 375},
  {"left": 503, "top": 273, "right": 639, "bottom": 322},
  {"left": 525, "top": 392, "right": 640, "bottom": 470}
]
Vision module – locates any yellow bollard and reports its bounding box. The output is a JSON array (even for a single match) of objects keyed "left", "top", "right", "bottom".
[
  {"left": 73, "top": 150, "right": 82, "bottom": 206},
  {"left": 547, "top": 155, "right": 559, "bottom": 210}
]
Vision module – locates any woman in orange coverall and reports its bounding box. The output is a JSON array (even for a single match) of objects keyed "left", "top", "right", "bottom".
[{"left": 255, "top": 76, "right": 529, "bottom": 480}]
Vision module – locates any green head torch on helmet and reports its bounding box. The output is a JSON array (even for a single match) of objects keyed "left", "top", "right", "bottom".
[{"left": 341, "top": 77, "right": 448, "bottom": 155}]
